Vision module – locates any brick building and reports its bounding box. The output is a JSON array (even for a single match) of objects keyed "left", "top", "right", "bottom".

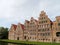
[
  {"left": 8, "top": 11, "right": 60, "bottom": 43},
  {"left": 8, "top": 23, "right": 24, "bottom": 40}
]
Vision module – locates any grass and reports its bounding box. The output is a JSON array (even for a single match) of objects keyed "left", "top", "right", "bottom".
[{"left": 0, "top": 39, "right": 60, "bottom": 45}]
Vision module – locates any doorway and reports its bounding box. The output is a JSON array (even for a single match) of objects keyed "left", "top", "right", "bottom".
[
  {"left": 24, "top": 36, "right": 26, "bottom": 39},
  {"left": 17, "top": 37, "right": 19, "bottom": 40}
]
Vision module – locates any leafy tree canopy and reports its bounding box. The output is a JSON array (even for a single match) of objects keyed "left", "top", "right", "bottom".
[{"left": 0, "top": 27, "right": 8, "bottom": 39}]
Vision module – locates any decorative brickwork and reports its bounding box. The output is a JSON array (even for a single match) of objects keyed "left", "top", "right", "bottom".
[{"left": 8, "top": 11, "right": 60, "bottom": 43}]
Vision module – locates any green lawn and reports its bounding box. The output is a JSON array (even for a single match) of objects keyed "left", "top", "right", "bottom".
[{"left": 0, "top": 39, "right": 60, "bottom": 45}]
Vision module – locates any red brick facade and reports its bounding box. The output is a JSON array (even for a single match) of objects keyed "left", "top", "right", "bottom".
[{"left": 8, "top": 11, "right": 60, "bottom": 43}]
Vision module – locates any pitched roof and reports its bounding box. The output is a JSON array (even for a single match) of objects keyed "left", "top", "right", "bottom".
[
  {"left": 25, "top": 20, "right": 29, "bottom": 23},
  {"left": 18, "top": 23, "right": 25, "bottom": 30},
  {"left": 12, "top": 24, "right": 17, "bottom": 30},
  {"left": 35, "top": 19, "right": 38, "bottom": 22},
  {"left": 20, "top": 24, "right": 24, "bottom": 30}
]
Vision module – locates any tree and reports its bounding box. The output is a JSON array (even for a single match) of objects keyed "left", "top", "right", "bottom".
[{"left": 0, "top": 27, "right": 8, "bottom": 39}]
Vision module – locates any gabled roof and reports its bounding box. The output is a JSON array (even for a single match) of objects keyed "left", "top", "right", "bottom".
[
  {"left": 34, "top": 19, "right": 38, "bottom": 22},
  {"left": 34, "top": 19, "right": 38, "bottom": 24},
  {"left": 20, "top": 24, "right": 24, "bottom": 30},
  {"left": 18, "top": 23, "right": 25, "bottom": 30},
  {"left": 25, "top": 20, "right": 29, "bottom": 23},
  {"left": 12, "top": 24, "right": 17, "bottom": 30}
]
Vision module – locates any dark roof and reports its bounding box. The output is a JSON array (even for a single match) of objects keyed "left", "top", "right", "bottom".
[
  {"left": 35, "top": 19, "right": 38, "bottom": 22},
  {"left": 25, "top": 20, "right": 29, "bottom": 23},
  {"left": 12, "top": 24, "right": 17, "bottom": 30},
  {"left": 20, "top": 24, "right": 24, "bottom": 30}
]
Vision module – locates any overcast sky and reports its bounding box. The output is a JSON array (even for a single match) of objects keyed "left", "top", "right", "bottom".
[{"left": 0, "top": 0, "right": 60, "bottom": 28}]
